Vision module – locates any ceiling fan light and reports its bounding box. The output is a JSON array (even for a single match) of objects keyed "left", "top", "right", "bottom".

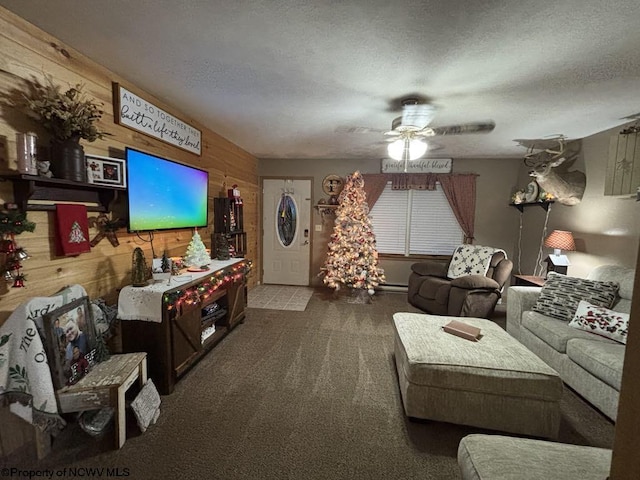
[
  {"left": 387, "top": 138, "right": 428, "bottom": 161},
  {"left": 387, "top": 139, "right": 404, "bottom": 160},
  {"left": 410, "top": 139, "right": 428, "bottom": 159}
]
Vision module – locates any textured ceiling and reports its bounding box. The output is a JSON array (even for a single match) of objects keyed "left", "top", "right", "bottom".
[{"left": 2, "top": 0, "right": 640, "bottom": 160}]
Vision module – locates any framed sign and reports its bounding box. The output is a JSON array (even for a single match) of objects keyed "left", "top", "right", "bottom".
[
  {"left": 86, "top": 154, "right": 127, "bottom": 187},
  {"left": 381, "top": 158, "right": 452, "bottom": 173},
  {"left": 112, "top": 83, "right": 202, "bottom": 155}
]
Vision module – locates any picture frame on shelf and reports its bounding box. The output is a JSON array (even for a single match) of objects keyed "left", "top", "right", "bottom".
[
  {"left": 85, "top": 154, "right": 127, "bottom": 188},
  {"left": 42, "top": 296, "right": 98, "bottom": 389}
]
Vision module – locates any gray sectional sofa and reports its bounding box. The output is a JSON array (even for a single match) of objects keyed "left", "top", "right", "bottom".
[{"left": 506, "top": 264, "right": 635, "bottom": 421}]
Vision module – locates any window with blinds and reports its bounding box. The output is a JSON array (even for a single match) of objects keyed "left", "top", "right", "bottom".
[{"left": 369, "top": 182, "right": 464, "bottom": 255}]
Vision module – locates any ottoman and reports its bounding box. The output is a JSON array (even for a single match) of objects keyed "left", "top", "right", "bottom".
[
  {"left": 457, "top": 434, "right": 612, "bottom": 480},
  {"left": 393, "top": 313, "right": 563, "bottom": 438}
]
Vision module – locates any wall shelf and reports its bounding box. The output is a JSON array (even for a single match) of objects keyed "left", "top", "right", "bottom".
[
  {"left": 0, "top": 173, "right": 125, "bottom": 212},
  {"left": 509, "top": 201, "right": 554, "bottom": 213},
  {"left": 314, "top": 204, "right": 339, "bottom": 215}
]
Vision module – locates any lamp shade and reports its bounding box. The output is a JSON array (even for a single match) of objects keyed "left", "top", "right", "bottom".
[
  {"left": 387, "top": 138, "right": 428, "bottom": 161},
  {"left": 544, "top": 230, "right": 576, "bottom": 251}
]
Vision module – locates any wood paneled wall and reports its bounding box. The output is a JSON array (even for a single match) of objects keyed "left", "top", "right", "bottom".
[
  {"left": 0, "top": 6, "right": 259, "bottom": 458},
  {"left": 0, "top": 7, "right": 259, "bottom": 328}
]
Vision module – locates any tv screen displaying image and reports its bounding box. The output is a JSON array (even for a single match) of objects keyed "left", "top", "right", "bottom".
[{"left": 125, "top": 147, "right": 209, "bottom": 232}]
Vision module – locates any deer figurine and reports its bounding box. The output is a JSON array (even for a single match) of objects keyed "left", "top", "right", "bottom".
[{"left": 525, "top": 139, "right": 586, "bottom": 206}]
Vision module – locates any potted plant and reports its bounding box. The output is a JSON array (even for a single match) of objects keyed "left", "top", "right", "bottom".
[{"left": 24, "top": 75, "right": 109, "bottom": 182}]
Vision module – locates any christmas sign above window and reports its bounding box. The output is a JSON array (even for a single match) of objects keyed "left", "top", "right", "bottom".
[{"left": 113, "top": 83, "right": 202, "bottom": 155}]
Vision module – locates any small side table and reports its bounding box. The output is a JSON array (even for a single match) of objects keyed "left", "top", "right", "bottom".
[{"left": 512, "top": 275, "right": 546, "bottom": 287}]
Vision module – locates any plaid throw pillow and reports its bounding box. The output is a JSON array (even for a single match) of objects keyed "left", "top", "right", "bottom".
[{"left": 532, "top": 272, "right": 619, "bottom": 321}]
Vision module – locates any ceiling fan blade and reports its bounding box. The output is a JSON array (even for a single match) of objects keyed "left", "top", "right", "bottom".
[
  {"left": 401, "top": 104, "right": 436, "bottom": 128},
  {"left": 335, "top": 126, "right": 386, "bottom": 134},
  {"left": 383, "top": 129, "right": 402, "bottom": 137},
  {"left": 429, "top": 122, "right": 495, "bottom": 136}
]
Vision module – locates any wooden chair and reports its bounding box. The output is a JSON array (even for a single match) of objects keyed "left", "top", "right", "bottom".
[
  {"left": 35, "top": 295, "right": 148, "bottom": 458},
  {"left": 0, "top": 286, "right": 149, "bottom": 460},
  {"left": 36, "top": 352, "right": 147, "bottom": 458}
]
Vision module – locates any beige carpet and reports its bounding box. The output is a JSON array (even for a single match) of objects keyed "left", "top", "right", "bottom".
[
  {"left": 3, "top": 289, "right": 615, "bottom": 479},
  {"left": 247, "top": 284, "right": 314, "bottom": 311}
]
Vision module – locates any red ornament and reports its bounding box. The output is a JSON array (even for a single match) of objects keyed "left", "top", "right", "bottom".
[
  {"left": 12, "top": 277, "right": 25, "bottom": 288},
  {"left": 0, "top": 240, "right": 16, "bottom": 253}
]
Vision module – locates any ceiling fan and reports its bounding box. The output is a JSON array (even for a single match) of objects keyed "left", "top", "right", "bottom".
[{"left": 384, "top": 98, "right": 496, "bottom": 166}]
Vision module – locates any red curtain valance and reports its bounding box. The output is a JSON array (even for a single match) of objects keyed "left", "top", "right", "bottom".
[{"left": 361, "top": 173, "right": 478, "bottom": 244}]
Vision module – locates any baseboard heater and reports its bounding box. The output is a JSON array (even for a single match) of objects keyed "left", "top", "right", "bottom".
[{"left": 377, "top": 284, "right": 408, "bottom": 292}]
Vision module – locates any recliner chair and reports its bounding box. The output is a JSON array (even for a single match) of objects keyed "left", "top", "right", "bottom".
[{"left": 407, "top": 249, "right": 513, "bottom": 318}]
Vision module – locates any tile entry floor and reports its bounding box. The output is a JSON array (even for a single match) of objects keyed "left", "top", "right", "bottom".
[{"left": 247, "top": 284, "right": 314, "bottom": 311}]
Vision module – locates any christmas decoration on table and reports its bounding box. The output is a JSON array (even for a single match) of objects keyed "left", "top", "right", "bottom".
[
  {"left": 319, "top": 170, "right": 385, "bottom": 296},
  {"left": 131, "top": 247, "right": 151, "bottom": 287},
  {"left": 161, "top": 251, "right": 171, "bottom": 273},
  {"left": 55, "top": 204, "right": 90, "bottom": 256},
  {"left": 89, "top": 213, "right": 124, "bottom": 247},
  {"left": 227, "top": 184, "right": 243, "bottom": 205},
  {"left": 152, "top": 251, "right": 172, "bottom": 283},
  {"left": 214, "top": 234, "right": 231, "bottom": 260},
  {"left": 162, "top": 260, "right": 250, "bottom": 312},
  {"left": 1, "top": 210, "right": 35, "bottom": 288},
  {"left": 184, "top": 228, "right": 211, "bottom": 271}
]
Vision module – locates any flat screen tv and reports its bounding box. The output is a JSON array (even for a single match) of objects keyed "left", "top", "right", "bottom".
[{"left": 125, "top": 147, "right": 209, "bottom": 232}]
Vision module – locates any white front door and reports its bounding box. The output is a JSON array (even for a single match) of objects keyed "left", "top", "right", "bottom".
[{"left": 262, "top": 179, "right": 311, "bottom": 285}]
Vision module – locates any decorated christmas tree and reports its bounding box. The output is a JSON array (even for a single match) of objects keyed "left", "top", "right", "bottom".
[
  {"left": 184, "top": 229, "right": 211, "bottom": 268},
  {"left": 320, "top": 170, "right": 385, "bottom": 293}
]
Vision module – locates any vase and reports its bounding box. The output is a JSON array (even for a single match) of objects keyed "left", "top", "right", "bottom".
[{"left": 50, "top": 137, "right": 87, "bottom": 182}]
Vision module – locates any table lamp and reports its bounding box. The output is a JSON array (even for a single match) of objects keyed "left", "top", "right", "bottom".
[{"left": 544, "top": 230, "right": 575, "bottom": 276}]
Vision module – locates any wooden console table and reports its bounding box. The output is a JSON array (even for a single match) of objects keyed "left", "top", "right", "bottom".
[{"left": 118, "top": 258, "right": 249, "bottom": 395}]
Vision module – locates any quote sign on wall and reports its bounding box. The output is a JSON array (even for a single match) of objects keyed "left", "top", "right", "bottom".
[
  {"left": 380, "top": 158, "right": 452, "bottom": 173},
  {"left": 112, "top": 83, "right": 202, "bottom": 155}
]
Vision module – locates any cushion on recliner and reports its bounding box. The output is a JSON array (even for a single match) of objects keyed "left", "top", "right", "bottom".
[
  {"left": 418, "top": 276, "right": 451, "bottom": 304},
  {"left": 411, "top": 261, "right": 448, "bottom": 277},
  {"left": 450, "top": 275, "right": 499, "bottom": 290}
]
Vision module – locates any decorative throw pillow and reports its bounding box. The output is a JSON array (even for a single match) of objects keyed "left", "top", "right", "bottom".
[
  {"left": 569, "top": 300, "right": 629, "bottom": 344},
  {"left": 532, "top": 272, "right": 619, "bottom": 321}
]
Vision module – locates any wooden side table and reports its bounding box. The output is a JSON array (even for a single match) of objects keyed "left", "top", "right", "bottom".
[{"left": 512, "top": 275, "right": 546, "bottom": 287}]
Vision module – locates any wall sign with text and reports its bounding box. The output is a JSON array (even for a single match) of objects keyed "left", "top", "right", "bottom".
[
  {"left": 112, "top": 83, "right": 202, "bottom": 155},
  {"left": 380, "top": 158, "right": 452, "bottom": 173}
]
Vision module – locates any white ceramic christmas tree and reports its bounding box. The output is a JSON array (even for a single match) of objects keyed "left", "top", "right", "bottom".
[{"left": 184, "top": 229, "right": 211, "bottom": 269}]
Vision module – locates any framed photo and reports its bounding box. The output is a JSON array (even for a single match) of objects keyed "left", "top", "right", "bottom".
[
  {"left": 43, "top": 296, "right": 97, "bottom": 389},
  {"left": 85, "top": 154, "right": 127, "bottom": 188}
]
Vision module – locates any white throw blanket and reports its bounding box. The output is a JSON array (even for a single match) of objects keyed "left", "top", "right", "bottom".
[
  {"left": 447, "top": 245, "right": 506, "bottom": 279},
  {"left": 0, "top": 284, "right": 87, "bottom": 433}
]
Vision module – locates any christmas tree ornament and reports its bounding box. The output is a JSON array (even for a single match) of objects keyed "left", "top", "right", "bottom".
[
  {"left": 0, "top": 211, "right": 35, "bottom": 287},
  {"left": 15, "top": 248, "right": 29, "bottom": 260},
  {"left": 0, "top": 239, "right": 15, "bottom": 253}
]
